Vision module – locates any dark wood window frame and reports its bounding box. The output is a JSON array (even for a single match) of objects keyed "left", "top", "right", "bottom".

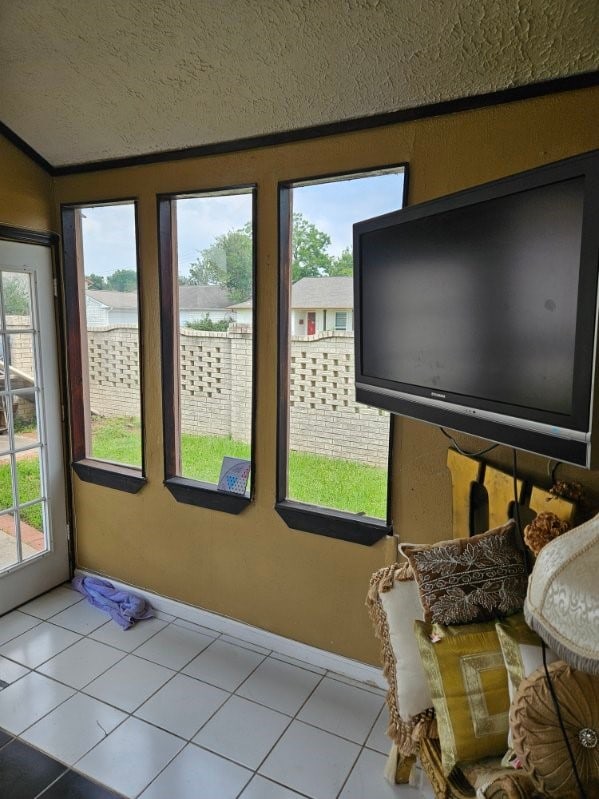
[
  {"left": 276, "top": 164, "right": 409, "bottom": 545},
  {"left": 61, "top": 201, "right": 147, "bottom": 494},
  {"left": 157, "top": 186, "right": 257, "bottom": 514}
]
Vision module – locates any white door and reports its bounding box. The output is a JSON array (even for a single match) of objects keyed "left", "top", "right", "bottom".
[{"left": 0, "top": 240, "right": 69, "bottom": 614}]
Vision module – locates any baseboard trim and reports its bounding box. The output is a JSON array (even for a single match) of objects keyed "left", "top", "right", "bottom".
[{"left": 74, "top": 568, "right": 386, "bottom": 690}]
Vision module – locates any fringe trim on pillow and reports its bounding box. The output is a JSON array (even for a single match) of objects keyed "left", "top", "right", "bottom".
[
  {"left": 524, "top": 603, "right": 599, "bottom": 675},
  {"left": 366, "top": 563, "right": 437, "bottom": 757}
]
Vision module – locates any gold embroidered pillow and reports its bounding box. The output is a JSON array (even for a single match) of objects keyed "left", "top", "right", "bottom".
[
  {"left": 415, "top": 619, "right": 511, "bottom": 775},
  {"left": 400, "top": 521, "right": 527, "bottom": 625}
]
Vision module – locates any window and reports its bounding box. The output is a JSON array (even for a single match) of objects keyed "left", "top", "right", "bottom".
[
  {"left": 334, "top": 311, "right": 348, "bottom": 331},
  {"left": 158, "top": 187, "right": 255, "bottom": 513},
  {"left": 277, "top": 166, "right": 406, "bottom": 544},
  {"left": 61, "top": 201, "right": 145, "bottom": 492}
]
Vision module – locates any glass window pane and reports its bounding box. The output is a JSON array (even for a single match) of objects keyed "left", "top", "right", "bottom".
[
  {"left": 5, "top": 332, "right": 36, "bottom": 389},
  {"left": 78, "top": 204, "right": 142, "bottom": 468},
  {"left": 16, "top": 448, "right": 42, "bottom": 506},
  {"left": 19, "top": 502, "right": 46, "bottom": 558},
  {"left": 286, "top": 170, "right": 404, "bottom": 519},
  {"left": 2, "top": 272, "right": 32, "bottom": 329},
  {"left": 175, "top": 192, "right": 253, "bottom": 489},
  {"left": 11, "top": 390, "right": 39, "bottom": 445},
  {"left": 0, "top": 455, "right": 15, "bottom": 512},
  {"left": 0, "top": 511, "right": 18, "bottom": 571}
]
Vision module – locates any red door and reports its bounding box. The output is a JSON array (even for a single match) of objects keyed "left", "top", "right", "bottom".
[{"left": 307, "top": 312, "right": 316, "bottom": 335}]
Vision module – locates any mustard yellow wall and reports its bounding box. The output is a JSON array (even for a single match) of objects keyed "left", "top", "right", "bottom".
[
  {"left": 53, "top": 87, "right": 598, "bottom": 665},
  {"left": 0, "top": 136, "right": 54, "bottom": 232}
]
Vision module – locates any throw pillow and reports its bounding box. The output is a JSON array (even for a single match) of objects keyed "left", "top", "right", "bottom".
[
  {"left": 366, "top": 563, "right": 436, "bottom": 756},
  {"left": 495, "top": 612, "right": 559, "bottom": 748},
  {"left": 495, "top": 612, "right": 559, "bottom": 702},
  {"left": 415, "top": 619, "right": 511, "bottom": 775},
  {"left": 400, "top": 520, "right": 527, "bottom": 625}
]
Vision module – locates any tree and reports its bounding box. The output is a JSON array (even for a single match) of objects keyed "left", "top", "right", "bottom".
[
  {"left": 105, "top": 269, "right": 137, "bottom": 292},
  {"left": 3, "top": 277, "right": 29, "bottom": 315},
  {"left": 291, "top": 213, "right": 333, "bottom": 282},
  {"left": 184, "top": 213, "right": 345, "bottom": 301},
  {"left": 187, "top": 222, "right": 253, "bottom": 303},
  {"left": 328, "top": 247, "right": 353, "bottom": 277},
  {"left": 86, "top": 273, "right": 107, "bottom": 290}
]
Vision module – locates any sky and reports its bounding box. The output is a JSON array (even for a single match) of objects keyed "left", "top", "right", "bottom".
[{"left": 80, "top": 170, "right": 404, "bottom": 278}]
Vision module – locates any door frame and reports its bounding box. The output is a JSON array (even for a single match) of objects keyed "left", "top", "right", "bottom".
[{"left": 0, "top": 224, "right": 75, "bottom": 592}]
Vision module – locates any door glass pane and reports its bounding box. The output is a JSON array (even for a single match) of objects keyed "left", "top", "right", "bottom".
[
  {"left": 6, "top": 333, "right": 36, "bottom": 389},
  {"left": 0, "top": 511, "right": 18, "bottom": 570},
  {"left": 286, "top": 169, "right": 404, "bottom": 519},
  {"left": 11, "top": 390, "right": 40, "bottom": 445},
  {"left": 19, "top": 501, "right": 45, "bottom": 559},
  {"left": 2, "top": 272, "right": 32, "bottom": 329},
  {"left": 16, "top": 448, "right": 43, "bottom": 506}
]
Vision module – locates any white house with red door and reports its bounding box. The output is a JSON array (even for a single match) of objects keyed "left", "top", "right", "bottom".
[{"left": 230, "top": 276, "right": 353, "bottom": 334}]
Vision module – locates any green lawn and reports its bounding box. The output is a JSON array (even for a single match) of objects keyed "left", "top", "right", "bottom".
[
  {"left": 0, "top": 457, "right": 43, "bottom": 529},
  {"left": 91, "top": 417, "right": 387, "bottom": 518}
]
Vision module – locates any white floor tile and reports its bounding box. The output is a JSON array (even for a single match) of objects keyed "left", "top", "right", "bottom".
[
  {"left": 239, "top": 774, "right": 306, "bottom": 799},
  {"left": 0, "top": 610, "right": 40, "bottom": 646},
  {"left": 339, "top": 748, "right": 422, "bottom": 798},
  {"left": 135, "top": 673, "right": 228, "bottom": 739},
  {"left": 50, "top": 600, "right": 108, "bottom": 634},
  {"left": 366, "top": 707, "right": 391, "bottom": 754},
  {"left": 21, "top": 693, "right": 126, "bottom": 765},
  {"left": 139, "top": 743, "right": 251, "bottom": 799},
  {"left": 0, "top": 671, "right": 74, "bottom": 734},
  {"left": 237, "top": 657, "right": 322, "bottom": 716},
  {"left": 37, "top": 637, "right": 125, "bottom": 689},
  {"left": 260, "top": 720, "right": 360, "bottom": 799},
  {"left": 183, "top": 639, "right": 265, "bottom": 691},
  {"left": 89, "top": 616, "right": 167, "bottom": 652},
  {"left": 0, "top": 655, "right": 29, "bottom": 685},
  {"left": 77, "top": 716, "right": 183, "bottom": 798},
  {"left": 0, "top": 622, "right": 80, "bottom": 668},
  {"left": 83, "top": 654, "right": 174, "bottom": 712},
  {"left": 134, "top": 623, "right": 215, "bottom": 670},
  {"left": 298, "top": 676, "right": 384, "bottom": 744},
  {"left": 194, "top": 695, "right": 290, "bottom": 769},
  {"left": 19, "top": 586, "right": 82, "bottom": 620}
]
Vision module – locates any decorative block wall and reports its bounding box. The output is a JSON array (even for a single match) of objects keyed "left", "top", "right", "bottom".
[
  {"left": 84, "top": 326, "right": 389, "bottom": 467},
  {"left": 87, "top": 326, "right": 141, "bottom": 419},
  {"left": 289, "top": 332, "right": 389, "bottom": 468}
]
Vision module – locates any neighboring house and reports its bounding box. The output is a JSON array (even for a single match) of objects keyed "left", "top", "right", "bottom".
[
  {"left": 231, "top": 276, "right": 353, "bottom": 334},
  {"left": 86, "top": 286, "right": 235, "bottom": 327}
]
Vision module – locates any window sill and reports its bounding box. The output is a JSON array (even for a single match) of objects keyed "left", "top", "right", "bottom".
[
  {"left": 275, "top": 500, "right": 391, "bottom": 545},
  {"left": 165, "top": 476, "right": 251, "bottom": 515},
  {"left": 72, "top": 459, "right": 147, "bottom": 494}
]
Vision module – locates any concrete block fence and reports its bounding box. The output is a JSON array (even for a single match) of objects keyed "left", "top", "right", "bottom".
[{"left": 81, "top": 325, "right": 389, "bottom": 468}]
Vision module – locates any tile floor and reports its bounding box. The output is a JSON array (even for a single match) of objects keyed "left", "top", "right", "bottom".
[{"left": 0, "top": 583, "right": 428, "bottom": 799}]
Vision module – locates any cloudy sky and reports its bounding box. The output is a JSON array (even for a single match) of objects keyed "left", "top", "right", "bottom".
[{"left": 80, "top": 169, "right": 404, "bottom": 279}]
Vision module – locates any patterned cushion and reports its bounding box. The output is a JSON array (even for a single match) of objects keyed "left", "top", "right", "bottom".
[
  {"left": 401, "top": 521, "right": 527, "bottom": 625},
  {"left": 496, "top": 612, "right": 559, "bottom": 748},
  {"left": 415, "top": 619, "right": 511, "bottom": 775},
  {"left": 366, "top": 563, "right": 437, "bottom": 757},
  {"left": 496, "top": 612, "right": 559, "bottom": 701}
]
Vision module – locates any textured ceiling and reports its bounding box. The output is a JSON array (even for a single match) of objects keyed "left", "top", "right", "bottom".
[{"left": 0, "top": 0, "right": 597, "bottom": 168}]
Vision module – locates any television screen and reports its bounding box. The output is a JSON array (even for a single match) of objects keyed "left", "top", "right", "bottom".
[{"left": 354, "top": 151, "right": 599, "bottom": 466}]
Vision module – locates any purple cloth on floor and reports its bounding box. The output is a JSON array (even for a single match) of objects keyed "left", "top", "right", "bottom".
[{"left": 72, "top": 575, "right": 154, "bottom": 630}]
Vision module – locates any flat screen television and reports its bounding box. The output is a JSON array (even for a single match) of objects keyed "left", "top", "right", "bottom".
[{"left": 354, "top": 150, "right": 599, "bottom": 467}]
